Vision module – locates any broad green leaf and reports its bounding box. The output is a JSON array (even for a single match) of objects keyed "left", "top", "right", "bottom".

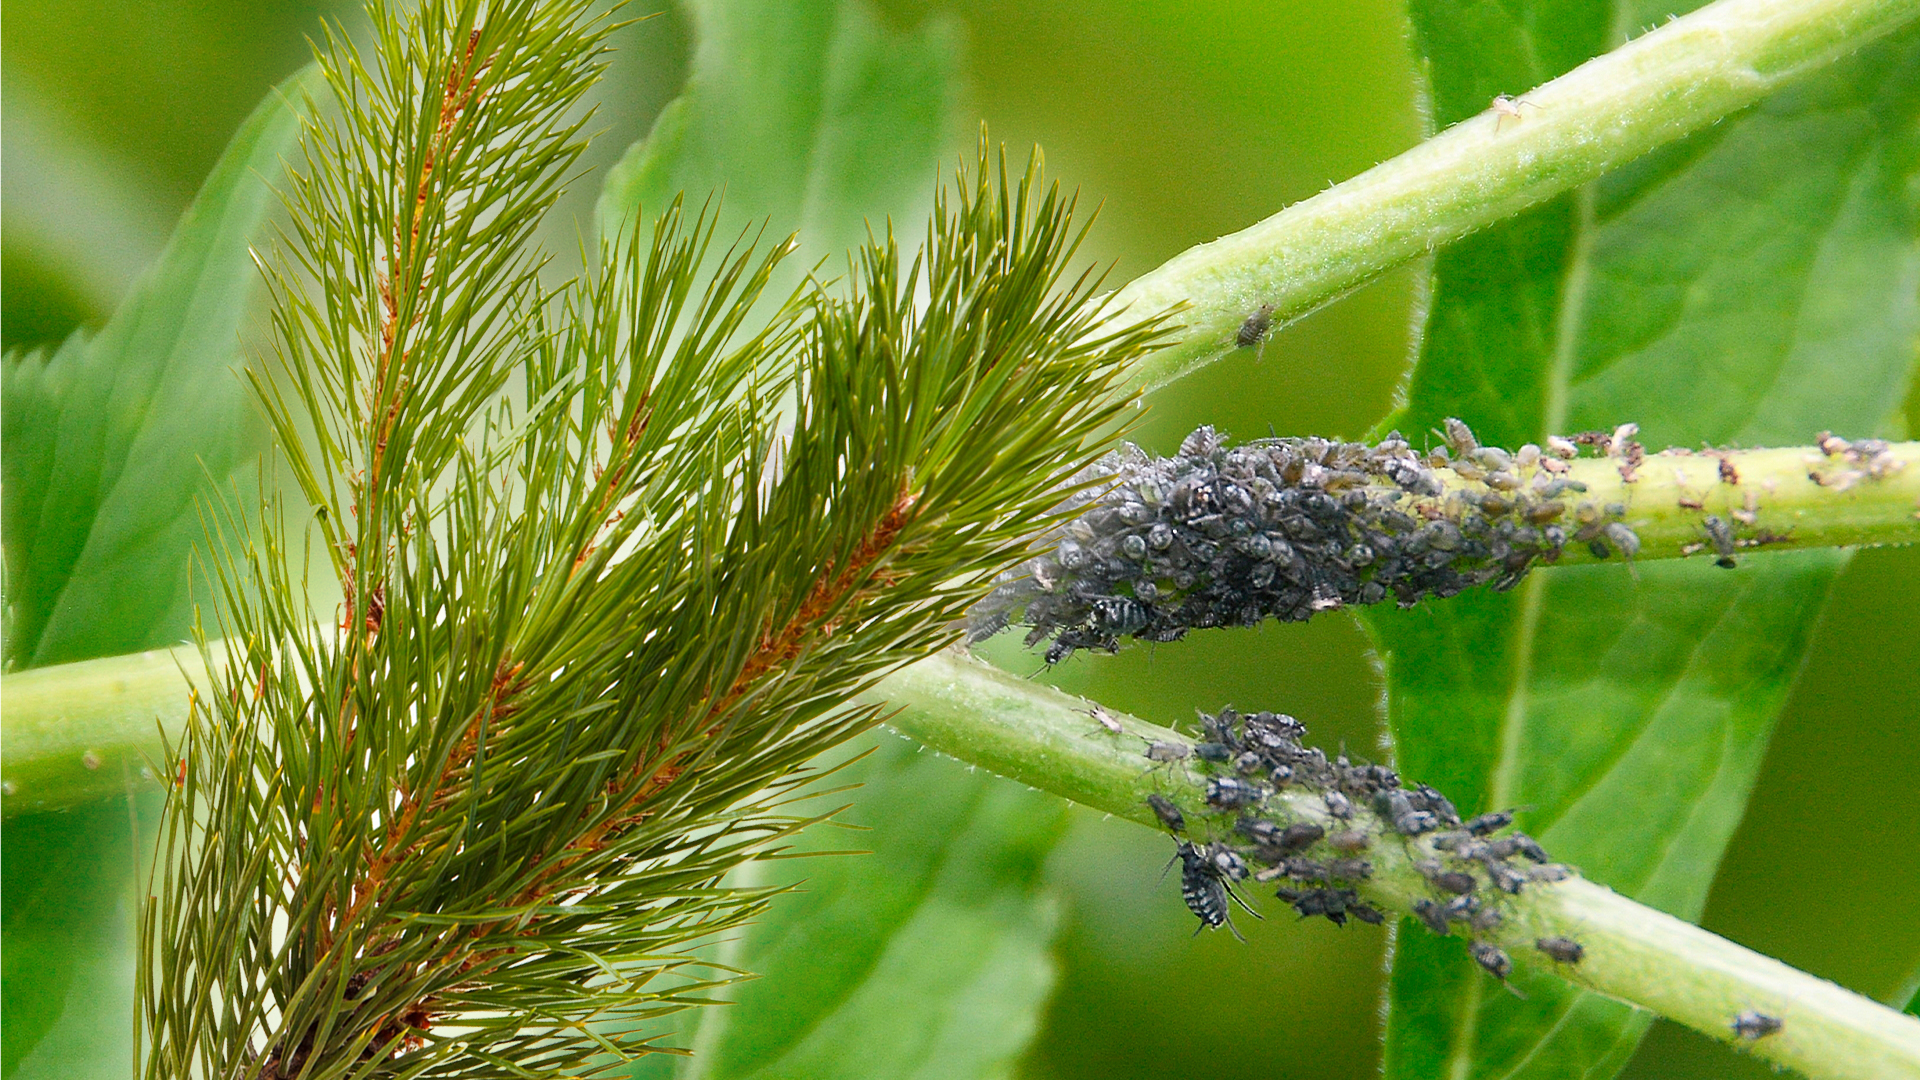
[
  {"left": 1365, "top": 12, "right": 1920, "bottom": 1079},
  {"left": 1, "top": 790, "right": 159, "bottom": 1079},
  {"left": 625, "top": 732, "right": 1067, "bottom": 1080},
  {"left": 2, "top": 64, "right": 316, "bottom": 671},
  {"left": 594, "top": 0, "right": 958, "bottom": 281},
  {"left": 1, "top": 65, "right": 313, "bottom": 1080}
]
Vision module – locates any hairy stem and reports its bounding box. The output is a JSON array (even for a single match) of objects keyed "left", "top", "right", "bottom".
[
  {"left": 872, "top": 651, "right": 1920, "bottom": 1080},
  {"left": 1113, "top": 0, "right": 1920, "bottom": 393}
]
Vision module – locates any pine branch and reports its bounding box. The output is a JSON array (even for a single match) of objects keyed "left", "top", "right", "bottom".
[{"left": 136, "top": 2, "right": 1171, "bottom": 1076}]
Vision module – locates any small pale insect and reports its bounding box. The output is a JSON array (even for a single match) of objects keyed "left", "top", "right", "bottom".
[
  {"left": 1491, "top": 94, "right": 1537, "bottom": 131},
  {"left": 1086, "top": 704, "right": 1124, "bottom": 736},
  {"left": 1237, "top": 305, "right": 1275, "bottom": 350}
]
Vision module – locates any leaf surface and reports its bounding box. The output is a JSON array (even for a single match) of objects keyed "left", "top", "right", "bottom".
[
  {"left": 2, "top": 65, "right": 315, "bottom": 670},
  {"left": 1366, "top": 10, "right": 1920, "bottom": 1078},
  {"left": 595, "top": 0, "right": 958, "bottom": 282},
  {"left": 1, "top": 791, "right": 157, "bottom": 1079},
  {"left": 626, "top": 732, "right": 1067, "bottom": 1080}
]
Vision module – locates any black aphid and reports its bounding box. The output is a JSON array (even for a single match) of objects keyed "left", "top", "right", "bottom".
[
  {"left": 1509, "top": 834, "right": 1549, "bottom": 863},
  {"left": 1324, "top": 791, "right": 1354, "bottom": 819},
  {"left": 1412, "top": 898, "right": 1450, "bottom": 936},
  {"left": 1146, "top": 793, "right": 1185, "bottom": 834},
  {"left": 1327, "top": 829, "right": 1371, "bottom": 853},
  {"left": 1205, "top": 776, "right": 1267, "bottom": 811},
  {"left": 1443, "top": 894, "right": 1480, "bottom": 922},
  {"left": 1326, "top": 858, "right": 1373, "bottom": 880},
  {"left": 1433, "top": 870, "right": 1478, "bottom": 895},
  {"left": 1731, "top": 1010, "right": 1783, "bottom": 1040},
  {"left": 1349, "top": 900, "right": 1386, "bottom": 925},
  {"left": 1485, "top": 860, "right": 1528, "bottom": 895},
  {"left": 1536, "top": 936, "right": 1584, "bottom": 964},
  {"left": 1211, "top": 847, "right": 1250, "bottom": 881},
  {"left": 1463, "top": 809, "right": 1515, "bottom": 836},
  {"left": 1172, "top": 841, "right": 1261, "bottom": 940},
  {"left": 1470, "top": 942, "right": 1512, "bottom": 980},
  {"left": 1195, "top": 741, "right": 1234, "bottom": 764},
  {"left": 1277, "top": 822, "right": 1326, "bottom": 852}
]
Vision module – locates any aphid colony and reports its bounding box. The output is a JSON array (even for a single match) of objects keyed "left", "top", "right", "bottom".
[
  {"left": 1146, "top": 707, "right": 1578, "bottom": 985},
  {"left": 970, "top": 419, "right": 1647, "bottom": 661},
  {"left": 1807, "top": 430, "right": 1906, "bottom": 492}
]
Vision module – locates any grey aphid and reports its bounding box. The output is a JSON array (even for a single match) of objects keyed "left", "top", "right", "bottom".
[
  {"left": 1327, "top": 829, "right": 1371, "bottom": 853},
  {"left": 1237, "top": 305, "right": 1275, "bottom": 349},
  {"left": 1602, "top": 521, "right": 1641, "bottom": 559},
  {"left": 1536, "top": 936, "right": 1584, "bottom": 964},
  {"left": 1705, "top": 515, "right": 1737, "bottom": 569},
  {"left": 1146, "top": 793, "right": 1185, "bottom": 834},
  {"left": 1464, "top": 809, "right": 1515, "bottom": 836},
  {"left": 1412, "top": 898, "right": 1450, "bottom": 936},
  {"left": 1470, "top": 942, "right": 1512, "bottom": 980},
  {"left": 1204, "top": 776, "right": 1267, "bottom": 810},
  {"left": 1143, "top": 740, "right": 1190, "bottom": 764},
  {"left": 1731, "top": 1010, "right": 1783, "bottom": 1040}
]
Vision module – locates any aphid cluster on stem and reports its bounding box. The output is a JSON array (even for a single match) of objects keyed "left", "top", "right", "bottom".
[
  {"left": 1145, "top": 707, "right": 1578, "bottom": 983},
  {"left": 971, "top": 419, "right": 1647, "bottom": 660},
  {"left": 1807, "top": 431, "right": 1905, "bottom": 491}
]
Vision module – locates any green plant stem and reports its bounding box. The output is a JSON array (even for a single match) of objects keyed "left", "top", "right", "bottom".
[
  {"left": 871, "top": 650, "right": 1920, "bottom": 1080},
  {"left": 1, "top": 643, "right": 207, "bottom": 816},
  {"left": 1112, "top": 0, "right": 1920, "bottom": 394},
  {"left": 4, "top": 439, "right": 1913, "bottom": 815},
  {"left": 1426, "top": 443, "right": 1920, "bottom": 565}
]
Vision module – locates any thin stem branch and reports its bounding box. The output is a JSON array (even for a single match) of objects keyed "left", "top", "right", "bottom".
[
  {"left": 871, "top": 651, "right": 1920, "bottom": 1080},
  {"left": 1112, "top": 0, "right": 1920, "bottom": 394}
]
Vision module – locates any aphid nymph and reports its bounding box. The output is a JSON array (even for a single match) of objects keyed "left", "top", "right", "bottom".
[
  {"left": 1144, "top": 739, "right": 1191, "bottom": 765},
  {"left": 1146, "top": 793, "right": 1186, "bottom": 834},
  {"left": 1086, "top": 704, "right": 1125, "bottom": 736},
  {"left": 1237, "top": 304, "right": 1275, "bottom": 351},
  {"left": 1732, "top": 1010, "right": 1783, "bottom": 1040},
  {"left": 1536, "top": 936, "right": 1585, "bottom": 964},
  {"left": 1470, "top": 942, "right": 1512, "bottom": 980}
]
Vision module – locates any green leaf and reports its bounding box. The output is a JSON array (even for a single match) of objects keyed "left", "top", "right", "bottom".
[
  {"left": 1, "top": 790, "right": 158, "bottom": 1079},
  {"left": 1, "top": 64, "right": 315, "bottom": 671},
  {"left": 1365, "top": 13, "right": 1920, "bottom": 1080},
  {"left": 625, "top": 732, "right": 1067, "bottom": 1080},
  {"left": 594, "top": 0, "right": 959, "bottom": 282}
]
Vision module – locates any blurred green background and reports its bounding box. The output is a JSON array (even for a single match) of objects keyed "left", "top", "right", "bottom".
[{"left": 4, "top": 2, "right": 1914, "bottom": 1078}]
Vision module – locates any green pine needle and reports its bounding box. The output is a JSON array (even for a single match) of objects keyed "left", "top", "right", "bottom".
[{"left": 138, "top": 1, "right": 1175, "bottom": 1076}]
